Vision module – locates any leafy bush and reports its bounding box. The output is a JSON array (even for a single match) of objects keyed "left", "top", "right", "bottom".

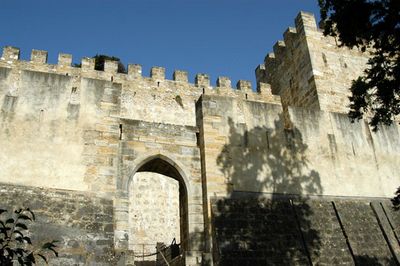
[
  {"left": 74, "top": 54, "right": 127, "bottom": 74},
  {"left": 392, "top": 188, "right": 400, "bottom": 210},
  {"left": 0, "top": 208, "right": 58, "bottom": 265},
  {"left": 93, "top": 54, "right": 126, "bottom": 73}
]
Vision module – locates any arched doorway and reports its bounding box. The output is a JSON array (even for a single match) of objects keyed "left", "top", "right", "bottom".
[{"left": 128, "top": 156, "right": 189, "bottom": 264}]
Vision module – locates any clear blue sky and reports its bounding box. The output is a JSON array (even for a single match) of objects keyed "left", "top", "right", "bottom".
[{"left": 0, "top": 0, "right": 320, "bottom": 87}]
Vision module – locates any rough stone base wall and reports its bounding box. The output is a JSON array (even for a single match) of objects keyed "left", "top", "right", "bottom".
[
  {"left": 211, "top": 195, "right": 400, "bottom": 266},
  {"left": 0, "top": 183, "right": 115, "bottom": 265}
]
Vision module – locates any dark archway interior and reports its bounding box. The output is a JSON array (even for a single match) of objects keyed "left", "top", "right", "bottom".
[
  {"left": 137, "top": 158, "right": 181, "bottom": 180},
  {"left": 136, "top": 157, "right": 189, "bottom": 251}
]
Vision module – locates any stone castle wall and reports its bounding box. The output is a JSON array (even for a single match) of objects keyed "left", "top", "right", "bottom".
[
  {"left": 0, "top": 11, "right": 399, "bottom": 266},
  {"left": 256, "top": 12, "right": 369, "bottom": 113},
  {"left": 211, "top": 195, "right": 400, "bottom": 265},
  {"left": 129, "top": 172, "right": 180, "bottom": 257},
  {"left": 0, "top": 183, "right": 115, "bottom": 265},
  {"left": 197, "top": 94, "right": 400, "bottom": 199},
  {"left": 0, "top": 46, "right": 210, "bottom": 264}
]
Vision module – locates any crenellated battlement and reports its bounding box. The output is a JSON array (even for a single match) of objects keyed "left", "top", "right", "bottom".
[
  {"left": 0, "top": 45, "right": 279, "bottom": 104},
  {"left": 255, "top": 11, "right": 321, "bottom": 105},
  {"left": 0, "top": 11, "right": 323, "bottom": 98},
  {"left": 257, "top": 12, "right": 321, "bottom": 79},
  {"left": 173, "top": 70, "right": 188, "bottom": 83},
  {"left": 256, "top": 11, "right": 370, "bottom": 113},
  {"left": 31, "top": 49, "right": 48, "bottom": 64},
  {"left": 5, "top": 10, "right": 368, "bottom": 118},
  {"left": 272, "top": 40, "right": 286, "bottom": 59},
  {"left": 1, "top": 46, "right": 20, "bottom": 61},
  {"left": 294, "top": 11, "right": 318, "bottom": 34},
  {"left": 283, "top": 27, "right": 298, "bottom": 49}
]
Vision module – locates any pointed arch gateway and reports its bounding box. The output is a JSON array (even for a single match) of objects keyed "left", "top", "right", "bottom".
[{"left": 127, "top": 154, "right": 190, "bottom": 259}]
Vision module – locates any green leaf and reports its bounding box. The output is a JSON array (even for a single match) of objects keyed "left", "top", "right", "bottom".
[
  {"left": 26, "top": 252, "right": 36, "bottom": 263},
  {"left": 17, "top": 214, "right": 32, "bottom": 221},
  {"left": 23, "top": 236, "right": 32, "bottom": 244},
  {"left": 15, "top": 247, "right": 25, "bottom": 256},
  {"left": 5, "top": 218, "right": 14, "bottom": 224},
  {"left": 37, "top": 253, "right": 48, "bottom": 263},
  {"left": 42, "top": 242, "right": 57, "bottom": 249},
  {"left": 27, "top": 209, "right": 35, "bottom": 221},
  {"left": 5, "top": 247, "right": 14, "bottom": 256},
  {"left": 49, "top": 247, "right": 59, "bottom": 257},
  {"left": 0, "top": 227, "right": 8, "bottom": 235},
  {"left": 15, "top": 223, "right": 28, "bottom": 230},
  {"left": 13, "top": 229, "right": 24, "bottom": 238}
]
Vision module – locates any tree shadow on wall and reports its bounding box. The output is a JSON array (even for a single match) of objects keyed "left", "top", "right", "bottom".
[{"left": 213, "top": 115, "right": 324, "bottom": 265}]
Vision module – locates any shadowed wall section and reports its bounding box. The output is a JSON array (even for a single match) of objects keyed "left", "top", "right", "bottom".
[
  {"left": 196, "top": 94, "right": 399, "bottom": 199},
  {"left": 196, "top": 93, "right": 400, "bottom": 265},
  {"left": 211, "top": 197, "right": 399, "bottom": 265}
]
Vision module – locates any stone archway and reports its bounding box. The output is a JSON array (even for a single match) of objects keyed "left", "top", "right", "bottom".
[
  {"left": 127, "top": 156, "right": 189, "bottom": 263},
  {"left": 115, "top": 150, "right": 204, "bottom": 265}
]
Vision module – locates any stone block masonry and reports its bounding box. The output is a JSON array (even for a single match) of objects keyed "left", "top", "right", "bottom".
[
  {"left": 256, "top": 12, "right": 369, "bottom": 114},
  {"left": 211, "top": 196, "right": 400, "bottom": 265},
  {"left": 0, "top": 183, "right": 115, "bottom": 265},
  {"left": 0, "top": 10, "right": 399, "bottom": 266},
  {"left": 129, "top": 172, "right": 180, "bottom": 258}
]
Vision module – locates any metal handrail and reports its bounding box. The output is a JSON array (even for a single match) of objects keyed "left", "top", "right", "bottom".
[
  {"left": 131, "top": 241, "right": 181, "bottom": 265},
  {"left": 156, "top": 245, "right": 170, "bottom": 266}
]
